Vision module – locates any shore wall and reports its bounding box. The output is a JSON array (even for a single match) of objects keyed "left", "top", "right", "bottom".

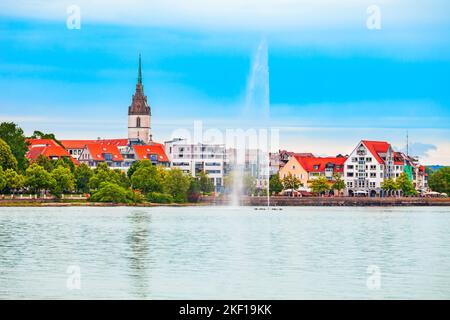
[
  {"left": 200, "top": 196, "right": 450, "bottom": 207},
  {"left": 0, "top": 197, "right": 449, "bottom": 207}
]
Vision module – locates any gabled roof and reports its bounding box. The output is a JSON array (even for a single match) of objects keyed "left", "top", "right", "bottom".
[
  {"left": 85, "top": 143, "right": 124, "bottom": 162},
  {"left": 361, "top": 140, "right": 391, "bottom": 164},
  {"left": 26, "top": 139, "right": 59, "bottom": 147},
  {"left": 294, "top": 156, "right": 347, "bottom": 173},
  {"left": 60, "top": 140, "right": 93, "bottom": 149},
  {"left": 134, "top": 144, "right": 169, "bottom": 162},
  {"left": 26, "top": 139, "right": 78, "bottom": 165},
  {"left": 61, "top": 139, "right": 129, "bottom": 149}
]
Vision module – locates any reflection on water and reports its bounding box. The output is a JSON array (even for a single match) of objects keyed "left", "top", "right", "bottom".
[
  {"left": 127, "top": 211, "right": 152, "bottom": 298},
  {"left": 0, "top": 206, "right": 449, "bottom": 299}
]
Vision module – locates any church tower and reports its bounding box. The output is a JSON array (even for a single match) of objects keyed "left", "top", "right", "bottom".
[{"left": 128, "top": 54, "right": 151, "bottom": 144}]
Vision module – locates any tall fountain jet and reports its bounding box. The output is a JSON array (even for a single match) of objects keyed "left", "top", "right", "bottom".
[
  {"left": 230, "top": 39, "right": 271, "bottom": 207},
  {"left": 243, "top": 39, "right": 270, "bottom": 122}
]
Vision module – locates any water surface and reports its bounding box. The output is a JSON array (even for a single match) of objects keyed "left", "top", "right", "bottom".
[{"left": 0, "top": 206, "right": 449, "bottom": 299}]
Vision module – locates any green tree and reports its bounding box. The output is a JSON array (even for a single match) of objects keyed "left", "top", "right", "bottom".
[
  {"left": 35, "top": 155, "right": 54, "bottom": 172},
  {"left": 310, "top": 176, "right": 330, "bottom": 195},
  {"left": 0, "top": 167, "right": 6, "bottom": 192},
  {"left": 187, "top": 178, "right": 201, "bottom": 202},
  {"left": 127, "top": 160, "right": 142, "bottom": 179},
  {"left": 0, "top": 138, "right": 18, "bottom": 171},
  {"left": 198, "top": 171, "right": 215, "bottom": 193},
  {"left": 164, "top": 168, "right": 191, "bottom": 203},
  {"left": 0, "top": 122, "right": 29, "bottom": 171},
  {"left": 381, "top": 178, "right": 399, "bottom": 196},
  {"left": 428, "top": 167, "right": 450, "bottom": 195},
  {"left": 90, "top": 182, "right": 138, "bottom": 204},
  {"left": 4, "top": 168, "right": 25, "bottom": 194},
  {"left": 5, "top": 169, "right": 25, "bottom": 193},
  {"left": 331, "top": 174, "right": 346, "bottom": 196},
  {"left": 131, "top": 161, "right": 164, "bottom": 193},
  {"left": 281, "top": 172, "right": 302, "bottom": 194},
  {"left": 25, "top": 163, "right": 55, "bottom": 194},
  {"left": 54, "top": 157, "right": 75, "bottom": 173},
  {"left": 89, "top": 163, "right": 129, "bottom": 190},
  {"left": 50, "top": 166, "right": 75, "bottom": 198},
  {"left": 396, "top": 172, "right": 417, "bottom": 196},
  {"left": 269, "top": 174, "right": 283, "bottom": 194},
  {"left": 29, "top": 130, "right": 64, "bottom": 147},
  {"left": 75, "top": 163, "right": 93, "bottom": 193},
  {"left": 243, "top": 173, "right": 257, "bottom": 196}
]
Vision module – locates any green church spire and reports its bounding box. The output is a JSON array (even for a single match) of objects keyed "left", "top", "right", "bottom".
[{"left": 137, "top": 54, "right": 142, "bottom": 85}]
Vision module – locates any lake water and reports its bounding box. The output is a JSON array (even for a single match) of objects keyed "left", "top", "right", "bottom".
[{"left": 0, "top": 206, "right": 449, "bottom": 299}]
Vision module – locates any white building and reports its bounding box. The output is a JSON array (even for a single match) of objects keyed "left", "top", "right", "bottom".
[
  {"left": 226, "top": 148, "right": 270, "bottom": 189},
  {"left": 165, "top": 138, "right": 226, "bottom": 191},
  {"left": 344, "top": 140, "right": 397, "bottom": 197}
]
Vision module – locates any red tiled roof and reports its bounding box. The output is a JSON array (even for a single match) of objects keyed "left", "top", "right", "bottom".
[
  {"left": 26, "top": 140, "right": 79, "bottom": 165},
  {"left": 96, "top": 139, "right": 129, "bottom": 146},
  {"left": 85, "top": 143, "right": 124, "bottom": 162},
  {"left": 134, "top": 144, "right": 169, "bottom": 162},
  {"left": 26, "top": 139, "right": 59, "bottom": 147},
  {"left": 26, "top": 146, "right": 46, "bottom": 160},
  {"left": 294, "top": 156, "right": 347, "bottom": 173},
  {"left": 61, "top": 139, "right": 129, "bottom": 149},
  {"left": 361, "top": 140, "right": 391, "bottom": 164},
  {"left": 60, "top": 140, "right": 93, "bottom": 149}
]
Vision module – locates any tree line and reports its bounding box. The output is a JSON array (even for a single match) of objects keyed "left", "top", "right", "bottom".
[{"left": 0, "top": 122, "right": 216, "bottom": 203}]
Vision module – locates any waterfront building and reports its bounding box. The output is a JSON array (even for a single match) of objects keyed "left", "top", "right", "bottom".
[
  {"left": 226, "top": 148, "right": 272, "bottom": 190},
  {"left": 165, "top": 138, "right": 226, "bottom": 191},
  {"left": 343, "top": 140, "right": 430, "bottom": 197},
  {"left": 269, "top": 150, "right": 314, "bottom": 176},
  {"left": 61, "top": 139, "right": 129, "bottom": 160},
  {"left": 279, "top": 155, "right": 346, "bottom": 188},
  {"left": 78, "top": 143, "right": 124, "bottom": 169},
  {"left": 132, "top": 144, "right": 170, "bottom": 167},
  {"left": 26, "top": 139, "right": 78, "bottom": 164},
  {"left": 344, "top": 140, "right": 397, "bottom": 197}
]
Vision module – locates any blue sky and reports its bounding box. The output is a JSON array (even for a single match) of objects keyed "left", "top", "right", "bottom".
[{"left": 0, "top": 0, "right": 449, "bottom": 164}]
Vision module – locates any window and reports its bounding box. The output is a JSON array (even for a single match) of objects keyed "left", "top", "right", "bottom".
[
  {"left": 136, "top": 117, "right": 141, "bottom": 128},
  {"left": 292, "top": 165, "right": 295, "bottom": 169},
  {"left": 347, "top": 165, "right": 354, "bottom": 169},
  {"left": 352, "top": 157, "right": 357, "bottom": 162},
  {"left": 103, "top": 153, "right": 112, "bottom": 161},
  {"left": 370, "top": 173, "right": 376, "bottom": 178},
  {"left": 313, "top": 165, "right": 319, "bottom": 170},
  {"left": 366, "top": 157, "right": 372, "bottom": 162},
  {"left": 370, "top": 165, "right": 376, "bottom": 170},
  {"left": 347, "top": 172, "right": 354, "bottom": 177},
  {"left": 369, "top": 182, "right": 376, "bottom": 188}
]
